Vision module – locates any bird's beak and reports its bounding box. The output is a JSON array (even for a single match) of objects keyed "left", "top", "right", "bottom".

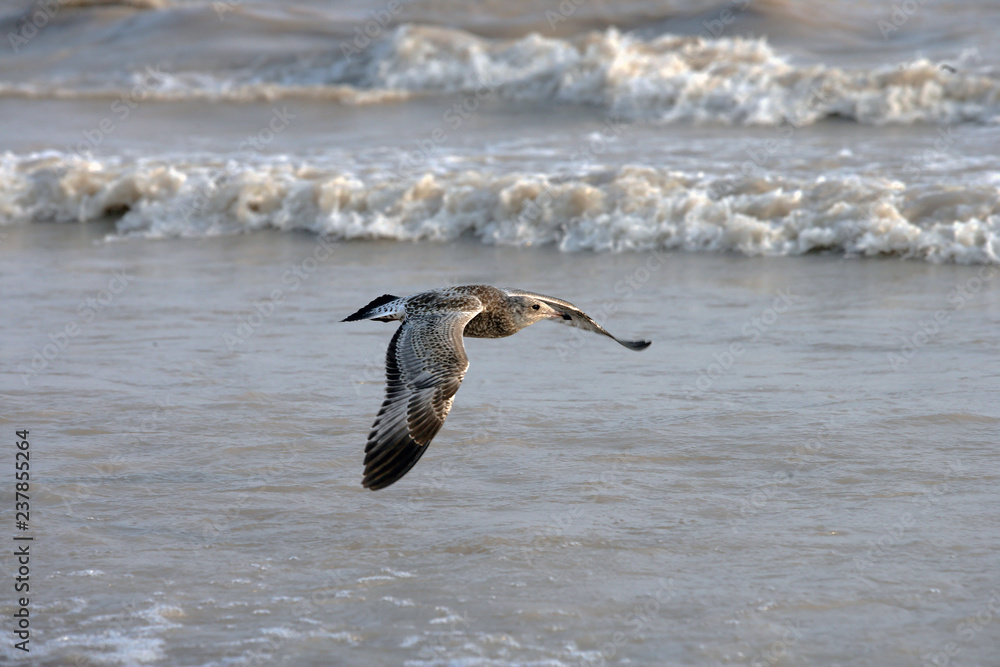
[{"left": 543, "top": 303, "right": 572, "bottom": 321}]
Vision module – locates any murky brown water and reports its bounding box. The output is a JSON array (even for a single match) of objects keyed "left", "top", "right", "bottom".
[{"left": 2, "top": 224, "right": 998, "bottom": 665}]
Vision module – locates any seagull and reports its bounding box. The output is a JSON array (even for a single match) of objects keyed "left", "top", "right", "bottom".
[{"left": 343, "top": 285, "right": 650, "bottom": 491}]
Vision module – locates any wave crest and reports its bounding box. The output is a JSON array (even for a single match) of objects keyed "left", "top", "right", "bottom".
[
  {"left": 4, "top": 26, "right": 997, "bottom": 125},
  {"left": 2, "top": 153, "right": 998, "bottom": 264}
]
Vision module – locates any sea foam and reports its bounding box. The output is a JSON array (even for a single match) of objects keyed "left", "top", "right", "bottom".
[
  {"left": 2, "top": 26, "right": 996, "bottom": 126},
  {"left": 2, "top": 153, "right": 997, "bottom": 264}
]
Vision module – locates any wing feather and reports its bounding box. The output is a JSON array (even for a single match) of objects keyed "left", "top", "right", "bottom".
[
  {"left": 362, "top": 298, "right": 482, "bottom": 490},
  {"left": 504, "top": 288, "right": 651, "bottom": 350}
]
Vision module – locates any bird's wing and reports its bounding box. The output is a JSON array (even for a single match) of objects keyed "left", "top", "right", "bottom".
[
  {"left": 363, "top": 297, "right": 483, "bottom": 490},
  {"left": 504, "top": 289, "right": 651, "bottom": 351}
]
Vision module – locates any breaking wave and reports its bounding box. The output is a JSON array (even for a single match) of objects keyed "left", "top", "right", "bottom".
[
  {"left": 3, "top": 25, "right": 997, "bottom": 125},
  {"left": 2, "top": 152, "right": 998, "bottom": 264}
]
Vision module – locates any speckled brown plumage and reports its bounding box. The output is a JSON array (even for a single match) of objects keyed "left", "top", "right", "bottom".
[{"left": 343, "top": 285, "right": 651, "bottom": 490}]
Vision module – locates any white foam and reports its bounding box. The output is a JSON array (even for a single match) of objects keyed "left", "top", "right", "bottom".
[
  {"left": 29, "top": 601, "right": 183, "bottom": 665},
  {"left": 382, "top": 595, "right": 417, "bottom": 607},
  {"left": 3, "top": 26, "right": 996, "bottom": 125},
  {"left": 2, "top": 153, "right": 997, "bottom": 264}
]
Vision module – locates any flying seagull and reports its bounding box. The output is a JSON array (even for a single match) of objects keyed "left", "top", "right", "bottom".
[{"left": 344, "top": 285, "right": 650, "bottom": 490}]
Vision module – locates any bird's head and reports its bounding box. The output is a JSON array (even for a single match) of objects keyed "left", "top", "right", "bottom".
[{"left": 509, "top": 295, "right": 569, "bottom": 328}]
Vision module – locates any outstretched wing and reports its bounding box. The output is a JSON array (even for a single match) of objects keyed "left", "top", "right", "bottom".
[
  {"left": 504, "top": 289, "right": 651, "bottom": 351},
  {"left": 363, "top": 299, "right": 483, "bottom": 490}
]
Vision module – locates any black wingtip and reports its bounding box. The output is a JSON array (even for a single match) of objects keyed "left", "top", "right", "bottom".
[
  {"left": 362, "top": 436, "right": 430, "bottom": 491},
  {"left": 623, "top": 339, "right": 651, "bottom": 351},
  {"left": 343, "top": 294, "right": 400, "bottom": 322}
]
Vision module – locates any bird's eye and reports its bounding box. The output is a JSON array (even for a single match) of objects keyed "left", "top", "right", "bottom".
[{"left": 532, "top": 304, "right": 540, "bottom": 310}]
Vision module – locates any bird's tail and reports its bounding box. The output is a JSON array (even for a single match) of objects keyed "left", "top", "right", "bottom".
[{"left": 342, "top": 294, "right": 403, "bottom": 322}]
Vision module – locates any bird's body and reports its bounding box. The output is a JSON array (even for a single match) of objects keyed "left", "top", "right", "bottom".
[{"left": 343, "top": 285, "right": 650, "bottom": 490}]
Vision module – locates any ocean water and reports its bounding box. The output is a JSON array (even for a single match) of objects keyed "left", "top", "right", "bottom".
[{"left": 1, "top": 0, "right": 999, "bottom": 665}]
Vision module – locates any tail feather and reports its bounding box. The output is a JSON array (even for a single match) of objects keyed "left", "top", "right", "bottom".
[{"left": 343, "top": 294, "right": 401, "bottom": 322}]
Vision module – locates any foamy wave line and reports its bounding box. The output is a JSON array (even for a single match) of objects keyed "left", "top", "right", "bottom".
[
  {"left": 4, "top": 26, "right": 998, "bottom": 125},
  {"left": 0, "top": 82, "right": 416, "bottom": 105},
  {"left": 1, "top": 153, "right": 997, "bottom": 264}
]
